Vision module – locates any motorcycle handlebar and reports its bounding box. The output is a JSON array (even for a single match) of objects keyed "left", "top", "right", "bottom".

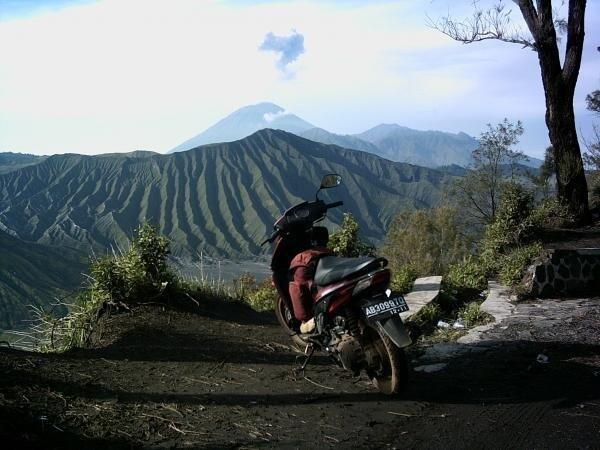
[
  {"left": 326, "top": 201, "right": 344, "bottom": 209},
  {"left": 261, "top": 229, "right": 280, "bottom": 246}
]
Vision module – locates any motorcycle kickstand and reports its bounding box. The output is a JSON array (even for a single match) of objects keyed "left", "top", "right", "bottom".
[{"left": 294, "top": 344, "right": 315, "bottom": 377}]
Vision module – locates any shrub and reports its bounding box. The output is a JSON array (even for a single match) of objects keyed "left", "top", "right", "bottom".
[
  {"left": 90, "top": 223, "right": 174, "bottom": 306},
  {"left": 480, "top": 183, "right": 533, "bottom": 264},
  {"left": 445, "top": 255, "right": 488, "bottom": 291},
  {"left": 458, "top": 302, "right": 492, "bottom": 327},
  {"left": 245, "top": 279, "right": 278, "bottom": 312},
  {"left": 390, "top": 265, "right": 417, "bottom": 294},
  {"left": 525, "top": 198, "right": 574, "bottom": 231},
  {"left": 381, "top": 206, "right": 472, "bottom": 278},
  {"left": 329, "top": 213, "right": 375, "bottom": 257},
  {"left": 587, "top": 172, "right": 600, "bottom": 209},
  {"left": 498, "top": 243, "right": 543, "bottom": 286},
  {"left": 230, "top": 274, "right": 257, "bottom": 301},
  {"left": 412, "top": 302, "right": 442, "bottom": 327}
]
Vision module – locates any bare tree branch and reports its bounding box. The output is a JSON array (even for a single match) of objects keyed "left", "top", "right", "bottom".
[{"left": 428, "top": 1, "right": 536, "bottom": 49}]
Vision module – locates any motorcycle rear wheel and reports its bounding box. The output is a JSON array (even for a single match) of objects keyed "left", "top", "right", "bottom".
[
  {"left": 274, "top": 296, "right": 309, "bottom": 350},
  {"left": 365, "top": 325, "right": 408, "bottom": 395}
]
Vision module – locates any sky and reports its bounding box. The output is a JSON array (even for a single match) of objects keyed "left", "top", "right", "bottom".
[{"left": 0, "top": 0, "right": 598, "bottom": 158}]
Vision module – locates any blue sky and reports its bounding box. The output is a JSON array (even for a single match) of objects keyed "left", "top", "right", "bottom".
[{"left": 0, "top": 0, "right": 598, "bottom": 158}]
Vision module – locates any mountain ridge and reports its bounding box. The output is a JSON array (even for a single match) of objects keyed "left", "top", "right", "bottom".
[
  {"left": 0, "top": 129, "right": 457, "bottom": 260},
  {"left": 168, "top": 102, "right": 542, "bottom": 168}
]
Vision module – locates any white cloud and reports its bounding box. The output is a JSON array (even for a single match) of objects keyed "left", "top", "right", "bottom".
[
  {"left": 0, "top": 0, "right": 597, "bottom": 156},
  {"left": 263, "top": 110, "right": 290, "bottom": 122}
]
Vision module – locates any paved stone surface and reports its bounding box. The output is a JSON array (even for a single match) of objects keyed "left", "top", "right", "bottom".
[
  {"left": 401, "top": 275, "right": 442, "bottom": 321},
  {"left": 457, "top": 281, "right": 515, "bottom": 344}
]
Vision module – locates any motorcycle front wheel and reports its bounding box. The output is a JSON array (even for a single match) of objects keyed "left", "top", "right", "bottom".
[
  {"left": 364, "top": 325, "right": 408, "bottom": 395},
  {"left": 274, "top": 296, "right": 308, "bottom": 350}
]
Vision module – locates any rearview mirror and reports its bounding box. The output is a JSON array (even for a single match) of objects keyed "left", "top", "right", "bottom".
[{"left": 320, "top": 174, "right": 342, "bottom": 189}]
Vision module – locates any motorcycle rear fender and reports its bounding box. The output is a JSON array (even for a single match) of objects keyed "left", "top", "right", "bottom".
[{"left": 375, "top": 315, "right": 412, "bottom": 349}]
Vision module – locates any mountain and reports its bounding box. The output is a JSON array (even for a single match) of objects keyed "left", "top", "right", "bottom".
[
  {"left": 0, "top": 230, "right": 86, "bottom": 329},
  {"left": 353, "top": 124, "right": 479, "bottom": 167},
  {"left": 298, "top": 127, "right": 380, "bottom": 154},
  {"left": 0, "top": 129, "right": 457, "bottom": 260},
  {"left": 172, "top": 103, "right": 544, "bottom": 168},
  {"left": 0, "top": 152, "right": 46, "bottom": 175},
  {"left": 169, "top": 103, "right": 315, "bottom": 153}
]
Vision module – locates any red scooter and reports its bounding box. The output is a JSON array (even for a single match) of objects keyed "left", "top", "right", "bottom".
[{"left": 262, "top": 174, "right": 411, "bottom": 394}]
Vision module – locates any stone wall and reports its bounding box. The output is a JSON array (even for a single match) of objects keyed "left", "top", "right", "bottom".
[{"left": 526, "top": 249, "right": 600, "bottom": 298}]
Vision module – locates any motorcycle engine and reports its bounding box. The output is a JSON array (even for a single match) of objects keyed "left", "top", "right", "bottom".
[{"left": 334, "top": 334, "right": 364, "bottom": 372}]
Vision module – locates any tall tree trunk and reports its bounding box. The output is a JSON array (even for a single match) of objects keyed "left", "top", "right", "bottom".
[
  {"left": 544, "top": 84, "right": 590, "bottom": 221},
  {"left": 518, "top": 0, "right": 590, "bottom": 223}
]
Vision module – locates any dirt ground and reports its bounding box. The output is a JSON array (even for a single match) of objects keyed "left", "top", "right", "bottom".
[{"left": 1, "top": 297, "right": 599, "bottom": 449}]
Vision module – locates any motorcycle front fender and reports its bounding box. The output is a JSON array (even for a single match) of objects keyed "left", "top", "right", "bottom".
[{"left": 375, "top": 314, "right": 412, "bottom": 348}]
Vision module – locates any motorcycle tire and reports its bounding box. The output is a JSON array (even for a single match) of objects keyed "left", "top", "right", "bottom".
[
  {"left": 365, "top": 325, "right": 408, "bottom": 395},
  {"left": 274, "top": 296, "right": 309, "bottom": 350}
]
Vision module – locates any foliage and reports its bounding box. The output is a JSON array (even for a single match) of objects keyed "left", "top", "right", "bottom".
[
  {"left": 411, "top": 302, "right": 442, "bottom": 328},
  {"left": 452, "top": 119, "right": 526, "bottom": 224},
  {"left": 245, "top": 278, "right": 278, "bottom": 312},
  {"left": 458, "top": 302, "right": 492, "bottom": 327},
  {"left": 526, "top": 197, "right": 574, "bottom": 230},
  {"left": 527, "top": 146, "right": 555, "bottom": 199},
  {"left": 445, "top": 255, "right": 488, "bottom": 291},
  {"left": 587, "top": 90, "right": 600, "bottom": 114},
  {"left": 390, "top": 265, "right": 417, "bottom": 294},
  {"left": 498, "top": 243, "right": 543, "bottom": 287},
  {"left": 588, "top": 172, "right": 600, "bottom": 209},
  {"left": 479, "top": 183, "right": 534, "bottom": 266},
  {"left": 432, "top": 1, "right": 591, "bottom": 223},
  {"left": 90, "top": 223, "right": 174, "bottom": 306},
  {"left": 328, "top": 213, "right": 375, "bottom": 257},
  {"left": 381, "top": 206, "right": 472, "bottom": 278}
]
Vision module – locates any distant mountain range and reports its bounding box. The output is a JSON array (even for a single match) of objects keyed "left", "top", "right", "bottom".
[
  {"left": 0, "top": 130, "right": 457, "bottom": 261},
  {"left": 170, "top": 103, "right": 315, "bottom": 153},
  {"left": 169, "top": 103, "right": 543, "bottom": 169}
]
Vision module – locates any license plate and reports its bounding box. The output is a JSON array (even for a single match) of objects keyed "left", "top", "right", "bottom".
[{"left": 363, "top": 296, "right": 409, "bottom": 321}]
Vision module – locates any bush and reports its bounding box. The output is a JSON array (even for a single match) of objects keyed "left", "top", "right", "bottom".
[
  {"left": 480, "top": 183, "right": 533, "bottom": 265},
  {"left": 245, "top": 279, "right": 278, "bottom": 312},
  {"left": 381, "top": 206, "right": 472, "bottom": 278},
  {"left": 525, "top": 198, "right": 574, "bottom": 231},
  {"left": 90, "top": 223, "right": 174, "bottom": 306},
  {"left": 498, "top": 243, "right": 543, "bottom": 287},
  {"left": 412, "top": 302, "right": 442, "bottom": 327},
  {"left": 390, "top": 265, "right": 417, "bottom": 294},
  {"left": 329, "top": 213, "right": 375, "bottom": 257},
  {"left": 587, "top": 172, "right": 600, "bottom": 209},
  {"left": 445, "top": 255, "right": 488, "bottom": 291},
  {"left": 458, "top": 302, "right": 492, "bottom": 327}
]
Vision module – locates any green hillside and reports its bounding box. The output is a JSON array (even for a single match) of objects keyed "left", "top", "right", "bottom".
[
  {"left": 0, "top": 230, "right": 86, "bottom": 329},
  {"left": 0, "top": 130, "right": 457, "bottom": 259}
]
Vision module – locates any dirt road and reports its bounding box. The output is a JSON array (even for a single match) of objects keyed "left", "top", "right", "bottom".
[{"left": 1, "top": 297, "right": 599, "bottom": 449}]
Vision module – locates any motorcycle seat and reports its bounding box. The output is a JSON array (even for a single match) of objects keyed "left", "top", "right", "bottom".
[{"left": 314, "top": 256, "right": 387, "bottom": 286}]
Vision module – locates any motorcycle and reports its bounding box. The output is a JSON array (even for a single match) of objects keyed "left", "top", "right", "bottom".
[{"left": 262, "top": 174, "right": 412, "bottom": 394}]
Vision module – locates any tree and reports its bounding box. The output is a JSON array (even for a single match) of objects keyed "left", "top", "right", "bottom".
[
  {"left": 453, "top": 119, "right": 525, "bottom": 223},
  {"left": 586, "top": 90, "right": 600, "bottom": 114},
  {"left": 431, "top": 0, "right": 590, "bottom": 223},
  {"left": 527, "top": 146, "right": 555, "bottom": 198},
  {"left": 328, "top": 213, "right": 374, "bottom": 257},
  {"left": 381, "top": 206, "right": 472, "bottom": 277},
  {"left": 584, "top": 86, "right": 600, "bottom": 207}
]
